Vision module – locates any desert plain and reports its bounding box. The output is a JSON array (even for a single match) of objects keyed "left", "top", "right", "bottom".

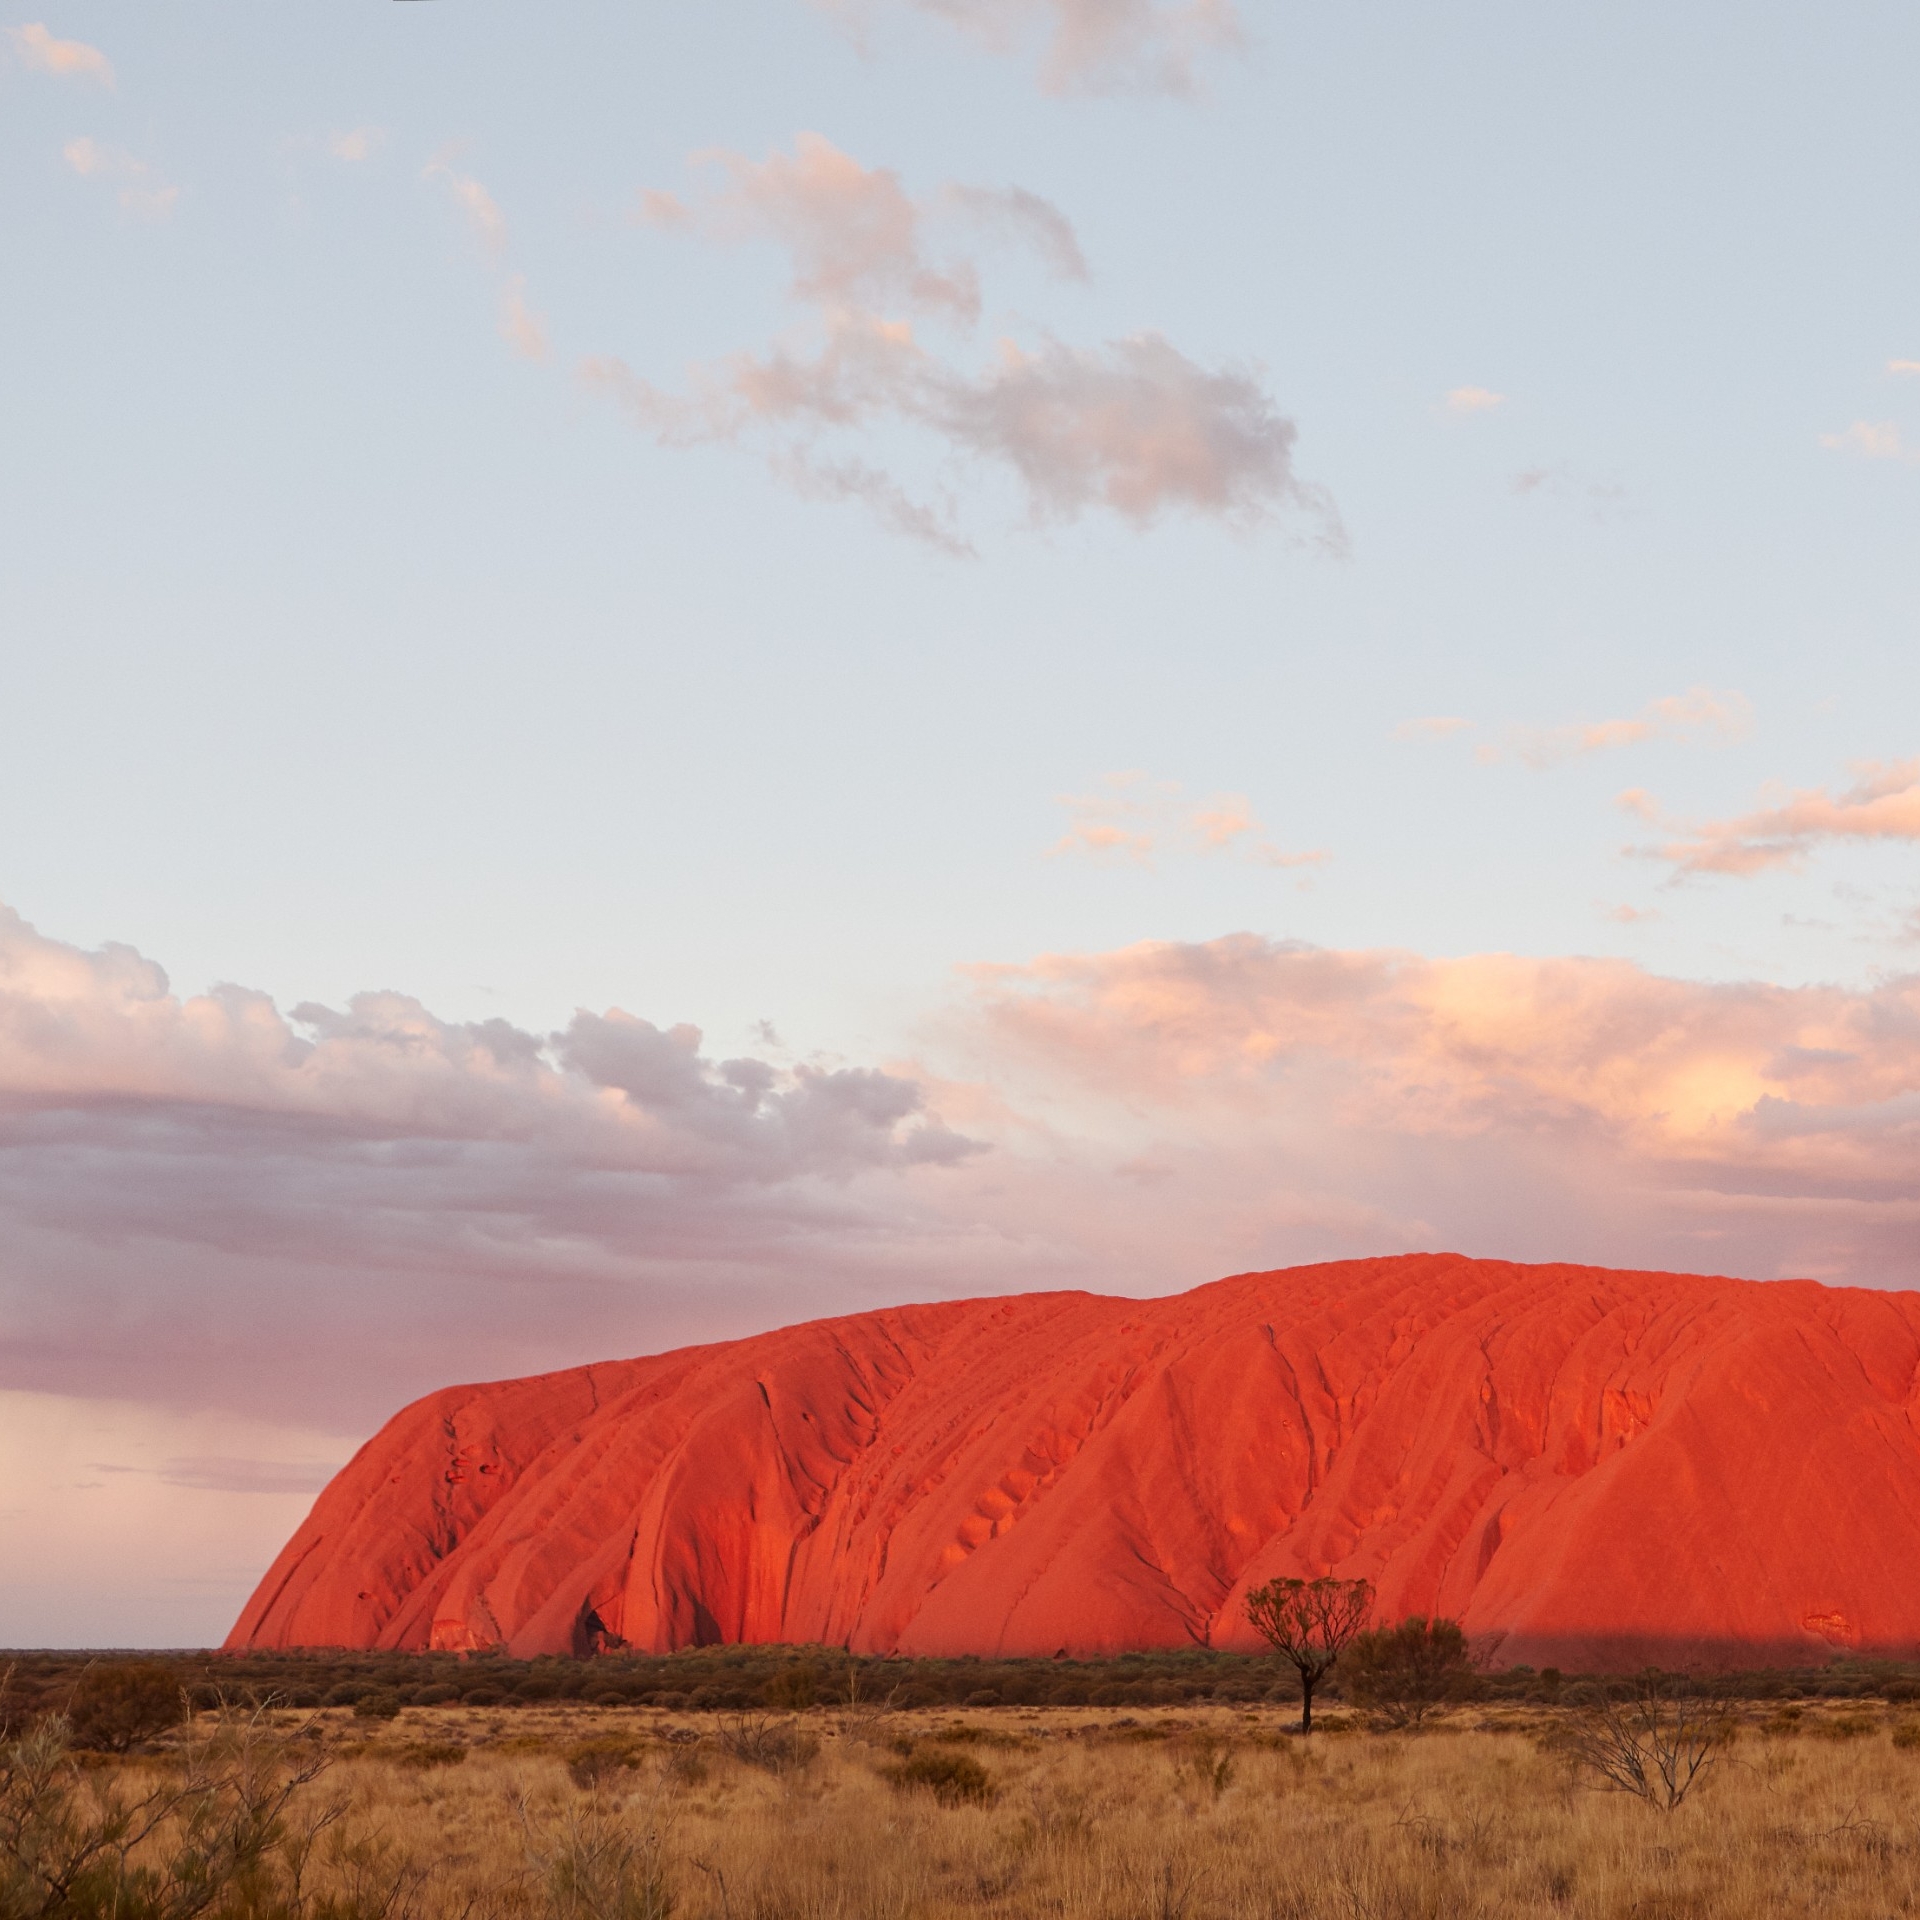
[{"left": 11, "top": 1651, "right": 1920, "bottom": 1920}]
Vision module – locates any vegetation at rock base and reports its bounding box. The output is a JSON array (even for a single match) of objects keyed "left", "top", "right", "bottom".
[{"left": 1343, "top": 1614, "right": 1477, "bottom": 1729}]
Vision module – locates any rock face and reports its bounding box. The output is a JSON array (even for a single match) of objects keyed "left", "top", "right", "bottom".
[{"left": 228, "top": 1255, "right": 1920, "bottom": 1669}]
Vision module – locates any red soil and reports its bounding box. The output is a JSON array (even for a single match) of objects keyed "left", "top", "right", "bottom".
[{"left": 227, "top": 1256, "right": 1920, "bottom": 1670}]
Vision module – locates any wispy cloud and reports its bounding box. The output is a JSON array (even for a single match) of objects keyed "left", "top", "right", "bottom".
[
  {"left": 1820, "top": 420, "right": 1909, "bottom": 462},
  {"left": 499, "top": 274, "right": 549, "bottom": 361},
  {"left": 63, "top": 137, "right": 176, "bottom": 218},
  {"left": 7, "top": 21, "right": 112, "bottom": 84},
  {"left": 813, "top": 0, "right": 1243, "bottom": 96},
  {"left": 1393, "top": 716, "right": 1472, "bottom": 741},
  {"left": 1445, "top": 386, "right": 1504, "bottom": 413},
  {"left": 1483, "top": 687, "right": 1752, "bottom": 770},
  {"left": 594, "top": 134, "right": 1336, "bottom": 546},
  {"left": 327, "top": 126, "right": 386, "bottom": 164},
  {"left": 1048, "top": 772, "right": 1325, "bottom": 870},
  {"left": 1891, "top": 360, "right": 1920, "bottom": 378},
  {"left": 1510, "top": 464, "right": 1629, "bottom": 518},
  {"left": 1626, "top": 760, "right": 1920, "bottom": 878},
  {"left": 424, "top": 157, "right": 508, "bottom": 257},
  {"left": 423, "top": 158, "right": 553, "bottom": 365},
  {"left": 633, "top": 132, "right": 1086, "bottom": 325}
]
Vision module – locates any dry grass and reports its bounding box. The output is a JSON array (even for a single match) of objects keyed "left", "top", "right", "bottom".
[{"left": 37, "top": 1699, "right": 1920, "bottom": 1919}]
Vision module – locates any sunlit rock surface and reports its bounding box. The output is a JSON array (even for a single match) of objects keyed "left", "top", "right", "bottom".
[{"left": 228, "top": 1255, "right": 1920, "bottom": 1669}]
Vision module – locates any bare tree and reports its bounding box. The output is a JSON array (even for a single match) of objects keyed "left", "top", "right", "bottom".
[
  {"left": 1244, "top": 1577, "right": 1374, "bottom": 1733},
  {"left": 1553, "top": 1673, "right": 1729, "bottom": 1811}
]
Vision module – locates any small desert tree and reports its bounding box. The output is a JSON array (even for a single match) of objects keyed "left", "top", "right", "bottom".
[
  {"left": 1244, "top": 1577, "right": 1374, "bottom": 1733},
  {"left": 1343, "top": 1615, "right": 1473, "bottom": 1729}
]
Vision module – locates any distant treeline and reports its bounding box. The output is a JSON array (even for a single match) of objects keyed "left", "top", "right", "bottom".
[{"left": 6, "top": 1646, "right": 1919, "bottom": 1725}]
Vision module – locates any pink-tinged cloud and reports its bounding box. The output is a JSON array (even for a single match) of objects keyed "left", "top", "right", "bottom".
[
  {"left": 1394, "top": 716, "right": 1472, "bottom": 740},
  {"left": 597, "top": 136, "right": 1327, "bottom": 544},
  {"left": 945, "top": 183, "right": 1090, "bottom": 282},
  {"left": 1891, "top": 360, "right": 1920, "bottom": 378},
  {"left": 941, "top": 332, "right": 1333, "bottom": 533},
  {"left": 62, "top": 137, "right": 177, "bottom": 218},
  {"left": 1489, "top": 686, "right": 1752, "bottom": 770},
  {"left": 1820, "top": 420, "right": 1907, "bottom": 461},
  {"left": 586, "top": 322, "right": 1329, "bottom": 542},
  {"left": 946, "top": 935, "right": 1920, "bottom": 1239},
  {"left": 1049, "top": 773, "right": 1325, "bottom": 870},
  {"left": 327, "top": 127, "right": 385, "bottom": 163},
  {"left": 1445, "top": 386, "right": 1504, "bottom": 413},
  {"left": 639, "top": 133, "right": 1047, "bottom": 323},
  {"left": 8, "top": 21, "right": 112, "bottom": 84},
  {"left": 424, "top": 159, "right": 508, "bottom": 257},
  {"left": 499, "top": 274, "right": 549, "bottom": 361},
  {"left": 8, "top": 903, "right": 1920, "bottom": 1455},
  {"left": 814, "top": 0, "right": 1241, "bottom": 96},
  {"left": 1628, "top": 760, "right": 1920, "bottom": 877}
]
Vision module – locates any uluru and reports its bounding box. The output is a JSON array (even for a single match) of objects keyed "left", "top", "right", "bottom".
[{"left": 228, "top": 1255, "right": 1920, "bottom": 1672}]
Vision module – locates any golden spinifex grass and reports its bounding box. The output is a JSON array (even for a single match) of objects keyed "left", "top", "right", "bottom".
[{"left": 16, "top": 1700, "right": 1920, "bottom": 1919}]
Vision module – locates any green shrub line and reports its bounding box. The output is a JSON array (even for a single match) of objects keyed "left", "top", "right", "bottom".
[{"left": 6, "top": 1645, "right": 1920, "bottom": 1742}]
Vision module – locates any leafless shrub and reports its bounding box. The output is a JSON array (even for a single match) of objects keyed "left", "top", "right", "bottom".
[
  {"left": 522, "top": 1791, "right": 676, "bottom": 1920},
  {"left": 880, "top": 1747, "right": 997, "bottom": 1806},
  {"left": 567, "top": 1734, "right": 649, "bottom": 1790},
  {"left": 1171, "top": 1731, "right": 1235, "bottom": 1800},
  {"left": 835, "top": 1668, "right": 899, "bottom": 1746},
  {"left": 0, "top": 1701, "right": 340, "bottom": 1919},
  {"left": 1551, "top": 1674, "right": 1729, "bottom": 1811},
  {"left": 714, "top": 1714, "right": 818, "bottom": 1777}
]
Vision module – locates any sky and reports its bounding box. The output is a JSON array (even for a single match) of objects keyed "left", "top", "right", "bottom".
[{"left": 2, "top": 0, "right": 1918, "bottom": 1646}]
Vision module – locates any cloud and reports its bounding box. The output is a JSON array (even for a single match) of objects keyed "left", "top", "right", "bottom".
[
  {"left": 424, "top": 158, "right": 507, "bottom": 257},
  {"left": 813, "top": 0, "right": 1242, "bottom": 96},
  {"left": 422, "top": 159, "right": 553, "bottom": 365},
  {"left": 327, "top": 126, "right": 386, "bottom": 163},
  {"left": 596, "top": 137, "right": 1334, "bottom": 546},
  {"left": 499, "top": 274, "right": 549, "bottom": 361},
  {"left": 935, "top": 934, "right": 1920, "bottom": 1295},
  {"left": 1627, "top": 760, "right": 1920, "bottom": 878},
  {"left": 8, "top": 21, "right": 112, "bottom": 83},
  {"left": 1510, "top": 464, "right": 1629, "bottom": 518},
  {"left": 61, "top": 137, "right": 177, "bottom": 218},
  {"left": 1819, "top": 421, "right": 1909, "bottom": 461},
  {"left": 0, "top": 901, "right": 978, "bottom": 1432},
  {"left": 635, "top": 132, "right": 1072, "bottom": 325},
  {"left": 942, "top": 332, "right": 1330, "bottom": 531},
  {"left": 946, "top": 183, "right": 1090, "bottom": 282},
  {"left": 1459, "top": 687, "right": 1751, "bottom": 768},
  {"left": 1049, "top": 772, "right": 1326, "bottom": 870},
  {"left": 1486, "top": 687, "right": 1752, "bottom": 770},
  {"left": 1891, "top": 361, "right": 1920, "bottom": 378},
  {"left": 1445, "top": 386, "right": 1504, "bottom": 413},
  {"left": 1394, "top": 716, "right": 1472, "bottom": 741}
]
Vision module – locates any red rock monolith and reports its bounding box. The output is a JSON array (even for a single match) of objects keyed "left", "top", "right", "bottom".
[{"left": 227, "top": 1255, "right": 1920, "bottom": 1669}]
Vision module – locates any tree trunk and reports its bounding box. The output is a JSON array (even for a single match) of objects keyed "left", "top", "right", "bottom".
[{"left": 1300, "top": 1668, "right": 1316, "bottom": 1735}]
